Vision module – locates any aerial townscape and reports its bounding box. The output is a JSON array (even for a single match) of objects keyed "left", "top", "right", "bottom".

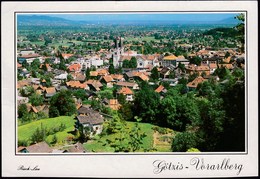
[{"left": 17, "top": 13, "right": 245, "bottom": 153}]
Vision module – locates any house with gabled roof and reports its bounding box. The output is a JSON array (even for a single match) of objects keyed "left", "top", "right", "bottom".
[
  {"left": 76, "top": 106, "right": 104, "bottom": 135},
  {"left": 111, "top": 74, "right": 124, "bottom": 82},
  {"left": 90, "top": 71, "right": 98, "bottom": 78},
  {"left": 17, "top": 79, "right": 31, "bottom": 89},
  {"left": 132, "top": 71, "right": 149, "bottom": 81},
  {"left": 209, "top": 63, "right": 218, "bottom": 74},
  {"left": 74, "top": 73, "right": 86, "bottom": 82},
  {"left": 44, "top": 87, "right": 56, "bottom": 98},
  {"left": 118, "top": 87, "right": 134, "bottom": 101},
  {"left": 162, "top": 54, "right": 177, "bottom": 67},
  {"left": 176, "top": 55, "right": 190, "bottom": 66},
  {"left": 63, "top": 142, "right": 85, "bottom": 153},
  {"left": 97, "top": 69, "right": 109, "bottom": 77},
  {"left": 17, "top": 53, "right": 41, "bottom": 64},
  {"left": 116, "top": 81, "right": 139, "bottom": 90},
  {"left": 218, "top": 64, "right": 234, "bottom": 70},
  {"left": 187, "top": 76, "right": 206, "bottom": 89},
  {"left": 155, "top": 85, "right": 167, "bottom": 94},
  {"left": 185, "top": 64, "right": 210, "bottom": 76},
  {"left": 85, "top": 79, "right": 103, "bottom": 91},
  {"left": 160, "top": 67, "right": 171, "bottom": 79},
  {"left": 101, "top": 75, "right": 114, "bottom": 88},
  {"left": 68, "top": 63, "right": 81, "bottom": 72},
  {"left": 124, "top": 71, "right": 137, "bottom": 81},
  {"left": 196, "top": 65, "right": 210, "bottom": 76},
  {"left": 66, "top": 80, "right": 90, "bottom": 91},
  {"left": 54, "top": 73, "right": 68, "bottom": 81},
  {"left": 26, "top": 103, "right": 38, "bottom": 113}
]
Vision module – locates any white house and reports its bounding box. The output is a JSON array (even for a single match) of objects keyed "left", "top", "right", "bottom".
[
  {"left": 90, "top": 57, "right": 103, "bottom": 68},
  {"left": 136, "top": 55, "right": 159, "bottom": 69},
  {"left": 76, "top": 106, "right": 104, "bottom": 135},
  {"left": 54, "top": 73, "right": 68, "bottom": 80}
]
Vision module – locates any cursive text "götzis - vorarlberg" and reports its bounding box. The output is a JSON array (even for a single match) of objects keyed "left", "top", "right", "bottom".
[{"left": 153, "top": 158, "right": 243, "bottom": 175}]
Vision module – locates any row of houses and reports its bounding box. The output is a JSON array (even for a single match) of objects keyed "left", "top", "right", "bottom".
[{"left": 18, "top": 141, "right": 86, "bottom": 153}]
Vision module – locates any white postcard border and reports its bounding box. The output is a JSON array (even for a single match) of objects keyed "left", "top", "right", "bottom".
[{"left": 2, "top": 1, "right": 258, "bottom": 177}]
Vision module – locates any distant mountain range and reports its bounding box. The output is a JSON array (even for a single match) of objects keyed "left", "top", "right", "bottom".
[
  {"left": 17, "top": 15, "right": 89, "bottom": 26},
  {"left": 17, "top": 15, "right": 240, "bottom": 26}
]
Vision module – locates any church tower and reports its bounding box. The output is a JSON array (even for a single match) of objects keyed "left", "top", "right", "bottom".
[{"left": 113, "top": 37, "right": 124, "bottom": 68}]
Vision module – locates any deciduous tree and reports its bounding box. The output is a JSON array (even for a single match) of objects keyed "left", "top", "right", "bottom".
[{"left": 49, "top": 89, "right": 77, "bottom": 117}]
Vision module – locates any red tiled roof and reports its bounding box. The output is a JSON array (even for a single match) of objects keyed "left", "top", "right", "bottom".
[
  {"left": 163, "top": 55, "right": 177, "bottom": 60},
  {"left": 118, "top": 87, "right": 133, "bottom": 95},
  {"left": 17, "top": 80, "right": 30, "bottom": 88},
  {"left": 116, "top": 81, "right": 137, "bottom": 88},
  {"left": 85, "top": 79, "right": 103, "bottom": 90},
  {"left": 111, "top": 74, "right": 124, "bottom": 80},
  {"left": 103, "top": 75, "right": 114, "bottom": 83},
  {"left": 197, "top": 50, "right": 209, "bottom": 55},
  {"left": 66, "top": 81, "right": 87, "bottom": 89},
  {"left": 187, "top": 76, "right": 206, "bottom": 88},
  {"left": 62, "top": 53, "right": 74, "bottom": 59},
  {"left": 45, "top": 87, "right": 56, "bottom": 94},
  {"left": 209, "top": 63, "right": 218, "bottom": 69},
  {"left": 196, "top": 65, "right": 210, "bottom": 71},
  {"left": 75, "top": 73, "right": 86, "bottom": 81},
  {"left": 138, "top": 73, "right": 149, "bottom": 81},
  {"left": 90, "top": 71, "right": 98, "bottom": 76},
  {"left": 155, "top": 85, "right": 164, "bottom": 93},
  {"left": 97, "top": 69, "right": 109, "bottom": 76},
  {"left": 68, "top": 64, "right": 81, "bottom": 72},
  {"left": 219, "top": 64, "right": 234, "bottom": 69}
]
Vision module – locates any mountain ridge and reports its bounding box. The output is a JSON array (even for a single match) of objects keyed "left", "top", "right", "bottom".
[{"left": 17, "top": 15, "right": 240, "bottom": 26}]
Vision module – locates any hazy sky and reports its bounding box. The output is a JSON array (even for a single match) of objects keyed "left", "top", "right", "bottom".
[{"left": 27, "top": 13, "right": 240, "bottom": 22}]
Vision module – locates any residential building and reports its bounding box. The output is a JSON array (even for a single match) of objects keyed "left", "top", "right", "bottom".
[
  {"left": 118, "top": 87, "right": 134, "bottom": 101},
  {"left": 161, "top": 55, "right": 177, "bottom": 67},
  {"left": 76, "top": 106, "right": 104, "bottom": 135},
  {"left": 18, "top": 141, "right": 52, "bottom": 153},
  {"left": 116, "top": 81, "right": 139, "bottom": 90},
  {"left": 187, "top": 76, "right": 206, "bottom": 89}
]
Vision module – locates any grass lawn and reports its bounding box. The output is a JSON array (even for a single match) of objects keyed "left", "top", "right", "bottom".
[
  {"left": 18, "top": 116, "right": 76, "bottom": 145},
  {"left": 84, "top": 121, "right": 156, "bottom": 152}
]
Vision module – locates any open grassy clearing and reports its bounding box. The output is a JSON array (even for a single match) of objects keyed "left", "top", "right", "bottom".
[
  {"left": 83, "top": 121, "right": 154, "bottom": 152},
  {"left": 84, "top": 121, "right": 174, "bottom": 152},
  {"left": 18, "top": 116, "right": 76, "bottom": 145}
]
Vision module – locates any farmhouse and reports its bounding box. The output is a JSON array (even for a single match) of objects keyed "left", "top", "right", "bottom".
[{"left": 76, "top": 106, "right": 104, "bottom": 135}]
